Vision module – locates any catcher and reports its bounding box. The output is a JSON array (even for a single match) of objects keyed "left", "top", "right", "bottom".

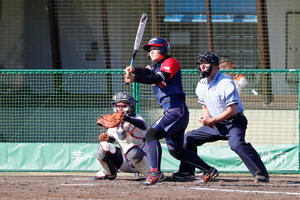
[{"left": 94, "top": 92, "right": 150, "bottom": 180}]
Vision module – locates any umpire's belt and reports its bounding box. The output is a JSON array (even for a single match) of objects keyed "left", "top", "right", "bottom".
[
  {"left": 218, "top": 112, "right": 244, "bottom": 125},
  {"left": 229, "top": 112, "right": 244, "bottom": 120}
]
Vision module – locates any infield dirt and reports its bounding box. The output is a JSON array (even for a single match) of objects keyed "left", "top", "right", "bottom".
[{"left": 0, "top": 172, "right": 300, "bottom": 200}]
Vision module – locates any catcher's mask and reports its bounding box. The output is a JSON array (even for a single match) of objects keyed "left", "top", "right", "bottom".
[
  {"left": 112, "top": 92, "right": 137, "bottom": 115},
  {"left": 195, "top": 52, "right": 219, "bottom": 78}
]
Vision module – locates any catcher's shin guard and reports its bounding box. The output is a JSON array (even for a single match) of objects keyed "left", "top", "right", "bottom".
[
  {"left": 98, "top": 159, "right": 117, "bottom": 177},
  {"left": 133, "top": 155, "right": 150, "bottom": 175},
  {"left": 96, "top": 141, "right": 119, "bottom": 177},
  {"left": 126, "top": 147, "right": 144, "bottom": 164}
]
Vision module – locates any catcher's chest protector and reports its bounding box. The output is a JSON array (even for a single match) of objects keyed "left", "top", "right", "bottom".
[{"left": 109, "top": 121, "right": 146, "bottom": 154}]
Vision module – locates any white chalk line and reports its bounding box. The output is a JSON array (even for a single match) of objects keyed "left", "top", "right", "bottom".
[
  {"left": 60, "top": 183, "right": 97, "bottom": 186},
  {"left": 191, "top": 187, "right": 300, "bottom": 196},
  {"left": 68, "top": 178, "right": 93, "bottom": 181}
]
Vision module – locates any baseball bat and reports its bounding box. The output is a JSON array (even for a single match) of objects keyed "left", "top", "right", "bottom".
[{"left": 130, "top": 13, "right": 148, "bottom": 68}]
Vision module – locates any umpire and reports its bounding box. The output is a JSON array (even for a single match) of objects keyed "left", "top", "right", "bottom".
[{"left": 173, "top": 52, "right": 269, "bottom": 183}]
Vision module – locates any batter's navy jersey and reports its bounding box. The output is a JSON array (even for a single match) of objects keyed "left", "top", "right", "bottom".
[{"left": 151, "top": 57, "right": 186, "bottom": 109}]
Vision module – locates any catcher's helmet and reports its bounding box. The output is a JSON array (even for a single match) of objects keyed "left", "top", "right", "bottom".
[
  {"left": 143, "top": 37, "right": 170, "bottom": 56},
  {"left": 195, "top": 52, "right": 219, "bottom": 78},
  {"left": 112, "top": 92, "right": 137, "bottom": 115}
]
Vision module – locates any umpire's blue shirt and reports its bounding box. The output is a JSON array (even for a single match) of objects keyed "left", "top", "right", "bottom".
[{"left": 195, "top": 71, "right": 244, "bottom": 117}]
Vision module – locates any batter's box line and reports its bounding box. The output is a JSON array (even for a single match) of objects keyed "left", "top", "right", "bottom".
[{"left": 190, "top": 187, "right": 300, "bottom": 196}]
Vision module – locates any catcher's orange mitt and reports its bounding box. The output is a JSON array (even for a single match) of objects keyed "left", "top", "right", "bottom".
[{"left": 97, "top": 112, "right": 124, "bottom": 128}]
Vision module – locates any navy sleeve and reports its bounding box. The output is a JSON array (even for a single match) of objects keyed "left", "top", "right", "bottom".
[
  {"left": 107, "top": 137, "right": 115, "bottom": 143},
  {"left": 123, "top": 115, "right": 147, "bottom": 130},
  {"left": 134, "top": 71, "right": 171, "bottom": 84},
  {"left": 133, "top": 67, "right": 152, "bottom": 76}
]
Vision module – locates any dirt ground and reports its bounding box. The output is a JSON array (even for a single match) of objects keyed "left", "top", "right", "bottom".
[{"left": 0, "top": 172, "right": 300, "bottom": 200}]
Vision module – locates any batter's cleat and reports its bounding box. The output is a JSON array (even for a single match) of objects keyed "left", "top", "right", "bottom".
[
  {"left": 254, "top": 175, "right": 269, "bottom": 183},
  {"left": 199, "top": 167, "right": 219, "bottom": 184},
  {"left": 171, "top": 171, "right": 196, "bottom": 182},
  {"left": 143, "top": 168, "right": 166, "bottom": 186},
  {"left": 94, "top": 170, "right": 117, "bottom": 180}
]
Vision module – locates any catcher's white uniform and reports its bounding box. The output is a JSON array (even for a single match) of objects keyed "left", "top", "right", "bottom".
[
  {"left": 107, "top": 114, "right": 146, "bottom": 154},
  {"left": 95, "top": 114, "right": 149, "bottom": 179}
]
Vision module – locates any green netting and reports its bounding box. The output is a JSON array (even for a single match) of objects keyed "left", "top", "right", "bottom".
[
  {"left": 0, "top": 69, "right": 128, "bottom": 143},
  {"left": 0, "top": 69, "right": 299, "bottom": 146},
  {"left": 0, "top": 69, "right": 299, "bottom": 173}
]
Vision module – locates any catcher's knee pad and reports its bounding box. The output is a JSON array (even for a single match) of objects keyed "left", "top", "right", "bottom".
[
  {"left": 133, "top": 155, "right": 150, "bottom": 175},
  {"left": 145, "top": 128, "right": 161, "bottom": 143},
  {"left": 96, "top": 141, "right": 116, "bottom": 161},
  {"left": 126, "top": 147, "right": 144, "bottom": 164},
  {"left": 169, "top": 148, "right": 184, "bottom": 160}
]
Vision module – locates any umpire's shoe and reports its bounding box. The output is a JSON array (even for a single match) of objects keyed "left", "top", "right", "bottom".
[
  {"left": 143, "top": 168, "right": 166, "bottom": 186},
  {"left": 199, "top": 167, "right": 219, "bottom": 184},
  {"left": 94, "top": 170, "right": 117, "bottom": 180},
  {"left": 171, "top": 171, "right": 196, "bottom": 182}
]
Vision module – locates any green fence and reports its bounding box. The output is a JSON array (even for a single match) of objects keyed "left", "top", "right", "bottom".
[{"left": 0, "top": 69, "right": 299, "bottom": 173}]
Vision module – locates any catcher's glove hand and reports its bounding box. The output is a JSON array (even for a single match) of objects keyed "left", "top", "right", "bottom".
[
  {"left": 97, "top": 112, "right": 125, "bottom": 128},
  {"left": 99, "top": 132, "right": 109, "bottom": 142}
]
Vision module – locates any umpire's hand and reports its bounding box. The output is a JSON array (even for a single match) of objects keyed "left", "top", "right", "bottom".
[{"left": 199, "top": 116, "right": 215, "bottom": 128}]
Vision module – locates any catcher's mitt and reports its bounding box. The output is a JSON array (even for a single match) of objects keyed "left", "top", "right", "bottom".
[{"left": 97, "top": 112, "right": 124, "bottom": 128}]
